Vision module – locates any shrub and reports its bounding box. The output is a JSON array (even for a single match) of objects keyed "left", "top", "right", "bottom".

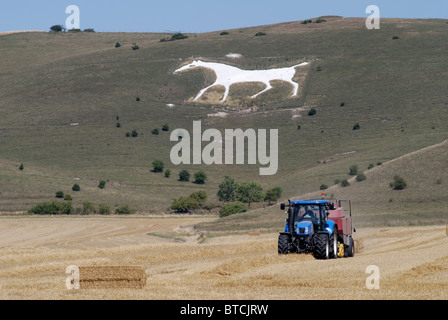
[
  {"left": 255, "top": 32, "right": 266, "bottom": 37},
  {"left": 390, "top": 175, "right": 407, "bottom": 190},
  {"left": 353, "top": 123, "right": 361, "bottom": 130},
  {"left": 219, "top": 201, "right": 247, "bottom": 218},
  {"left": 301, "top": 20, "right": 313, "bottom": 24},
  {"left": 189, "top": 191, "right": 207, "bottom": 204},
  {"left": 19, "top": 163, "right": 24, "bottom": 171},
  {"left": 320, "top": 184, "right": 328, "bottom": 190},
  {"left": 72, "top": 184, "right": 81, "bottom": 192},
  {"left": 64, "top": 194, "right": 73, "bottom": 201},
  {"left": 179, "top": 170, "right": 191, "bottom": 182},
  {"left": 356, "top": 173, "right": 367, "bottom": 182},
  {"left": 115, "top": 42, "right": 121, "bottom": 48},
  {"left": 349, "top": 164, "right": 359, "bottom": 176},
  {"left": 236, "top": 181, "right": 264, "bottom": 208},
  {"left": 308, "top": 108, "right": 317, "bottom": 116},
  {"left": 217, "top": 176, "right": 237, "bottom": 202},
  {"left": 83, "top": 28, "right": 95, "bottom": 32},
  {"left": 315, "top": 19, "right": 327, "bottom": 23},
  {"left": 377, "top": 162, "right": 383, "bottom": 166},
  {"left": 368, "top": 164, "right": 374, "bottom": 170},
  {"left": 28, "top": 201, "right": 72, "bottom": 215},
  {"left": 152, "top": 128, "right": 160, "bottom": 135},
  {"left": 50, "top": 25, "right": 63, "bottom": 32},
  {"left": 164, "top": 169, "right": 171, "bottom": 178},
  {"left": 98, "top": 180, "right": 106, "bottom": 189},
  {"left": 340, "top": 102, "right": 345, "bottom": 107},
  {"left": 115, "top": 205, "right": 134, "bottom": 214},
  {"left": 126, "top": 132, "right": 131, "bottom": 137},
  {"left": 194, "top": 171, "right": 207, "bottom": 184},
  {"left": 136, "top": 97, "right": 140, "bottom": 102},
  {"left": 132, "top": 43, "right": 139, "bottom": 50},
  {"left": 152, "top": 160, "right": 164, "bottom": 172},
  {"left": 98, "top": 204, "right": 111, "bottom": 215},
  {"left": 340, "top": 179, "right": 350, "bottom": 187},
  {"left": 392, "top": 35, "right": 400, "bottom": 40},
  {"left": 56, "top": 191, "right": 64, "bottom": 198},
  {"left": 131, "top": 130, "right": 138, "bottom": 137},
  {"left": 82, "top": 201, "right": 96, "bottom": 214},
  {"left": 162, "top": 124, "right": 169, "bottom": 132},
  {"left": 171, "top": 196, "right": 199, "bottom": 213},
  {"left": 220, "top": 31, "right": 229, "bottom": 35},
  {"left": 160, "top": 33, "right": 188, "bottom": 42}
]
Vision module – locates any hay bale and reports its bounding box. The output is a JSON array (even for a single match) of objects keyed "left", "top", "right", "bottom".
[{"left": 79, "top": 266, "right": 146, "bottom": 289}]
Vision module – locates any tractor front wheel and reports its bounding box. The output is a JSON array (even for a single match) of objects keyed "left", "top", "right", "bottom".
[
  {"left": 313, "top": 233, "right": 330, "bottom": 260},
  {"left": 278, "top": 234, "right": 291, "bottom": 254}
]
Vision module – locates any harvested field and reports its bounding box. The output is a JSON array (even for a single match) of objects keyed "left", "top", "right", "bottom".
[{"left": 0, "top": 216, "right": 446, "bottom": 300}]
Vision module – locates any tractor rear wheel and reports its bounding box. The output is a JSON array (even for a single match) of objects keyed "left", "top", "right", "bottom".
[
  {"left": 330, "top": 228, "right": 338, "bottom": 259},
  {"left": 313, "top": 233, "right": 330, "bottom": 260},
  {"left": 278, "top": 234, "right": 291, "bottom": 254},
  {"left": 345, "top": 236, "right": 355, "bottom": 257}
]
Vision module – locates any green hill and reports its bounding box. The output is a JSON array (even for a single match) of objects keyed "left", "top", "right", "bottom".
[{"left": 0, "top": 17, "right": 447, "bottom": 227}]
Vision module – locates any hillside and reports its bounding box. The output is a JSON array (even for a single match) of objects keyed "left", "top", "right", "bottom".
[{"left": 0, "top": 17, "right": 447, "bottom": 226}]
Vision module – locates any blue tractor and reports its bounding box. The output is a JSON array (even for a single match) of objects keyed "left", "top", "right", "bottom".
[{"left": 278, "top": 199, "right": 355, "bottom": 259}]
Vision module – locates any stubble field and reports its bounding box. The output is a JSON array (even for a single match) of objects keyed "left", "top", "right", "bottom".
[{"left": 0, "top": 216, "right": 446, "bottom": 300}]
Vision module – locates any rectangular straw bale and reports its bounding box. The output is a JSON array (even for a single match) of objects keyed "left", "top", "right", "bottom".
[{"left": 79, "top": 266, "right": 146, "bottom": 289}]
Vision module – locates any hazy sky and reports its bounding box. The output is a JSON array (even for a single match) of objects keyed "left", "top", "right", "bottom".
[{"left": 1, "top": 0, "right": 446, "bottom": 33}]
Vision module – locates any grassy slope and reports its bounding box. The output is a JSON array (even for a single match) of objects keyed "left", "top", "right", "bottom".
[{"left": 0, "top": 17, "right": 447, "bottom": 227}]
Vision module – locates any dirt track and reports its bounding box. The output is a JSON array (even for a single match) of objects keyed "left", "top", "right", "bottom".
[{"left": 0, "top": 216, "right": 447, "bottom": 300}]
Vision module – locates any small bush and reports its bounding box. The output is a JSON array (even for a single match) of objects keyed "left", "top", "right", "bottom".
[
  {"left": 160, "top": 33, "right": 188, "bottom": 42},
  {"left": 320, "top": 184, "right": 328, "bottom": 190},
  {"left": 83, "top": 28, "right": 95, "bottom": 32},
  {"left": 392, "top": 35, "right": 400, "bottom": 40},
  {"left": 171, "top": 196, "right": 199, "bottom": 213},
  {"left": 255, "top": 32, "right": 266, "bottom": 37},
  {"left": 353, "top": 123, "right": 361, "bottom": 130},
  {"left": 194, "top": 171, "right": 207, "bottom": 184},
  {"left": 315, "top": 19, "right": 327, "bottom": 23},
  {"left": 115, "top": 42, "right": 121, "bottom": 48},
  {"left": 131, "top": 130, "right": 138, "bottom": 137},
  {"left": 132, "top": 43, "right": 139, "bottom": 50},
  {"left": 164, "top": 169, "right": 171, "bottom": 178},
  {"left": 116, "top": 122, "right": 121, "bottom": 128},
  {"left": 179, "top": 170, "right": 191, "bottom": 182},
  {"left": 368, "top": 164, "right": 374, "bottom": 170},
  {"left": 98, "top": 204, "right": 111, "bottom": 215},
  {"left": 19, "top": 163, "right": 24, "bottom": 171},
  {"left": 308, "top": 108, "right": 317, "bottom": 116},
  {"left": 189, "top": 191, "right": 208, "bottom": 204},
  {"left": 152, "top": 160, "right": 164, "bottom": 173},
  {"left": 50, "top": 25, "right": 63, "bottom": 32},
  {"left": 340, "top": 102, "right": 345, "bottom": 107},
  {"left": 115, "top": 205, "right": 134, "bottom": 214},
  {"left": 220, "top": 31, "right": 229, "bottom": 35},
  {"left": 56, "top": 191, "right": 64, "bottom": 199},
  {"left": 356, "top": 173, "right": 366, "bottom": 182},
  {"left": 162, "top": 124, "right": 169, "bottom": 132},
  {"left": 301, "top": 20, "right": 313, "bottom": 24},
  {"left": 82, "top": 201, "right": 96, "bottom": 214},
  {"left": 72, "top": 184, "right": 81, "bottom": 192},
  {"left": 219, "top": 201, "right": 247, "bottom": 218},
  {"left": 64, "top": 194, "right": 73, "bottom": 201},
  {"left": 377, "top": 162, "right": 383, "bottom": 166},
  {"left": 349, "top": 164, "right": 359, "bottom": 176},
  {"left": 340, "top": 179, "right": 350, "bottom": 187},
  {"left": 98, "top": 180, "right": 106, "bottom": 189},
  {"left": 126, "top": 132, "right": 131, "bottom": 137},
  {"left": 152, "top": 128, "right": 160, "bottom": 135},
  {"left": 390, "top": 175, "right": 407, "bottom": 190}
]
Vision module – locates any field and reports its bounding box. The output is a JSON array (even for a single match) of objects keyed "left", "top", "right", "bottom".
[{"left": 0, "top": 215, "right": 447, "bottom": 300}]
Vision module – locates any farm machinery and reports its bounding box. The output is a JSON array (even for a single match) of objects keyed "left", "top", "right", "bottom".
[{"left": 278, "top": 199, "right": 355, "bottom": 259}]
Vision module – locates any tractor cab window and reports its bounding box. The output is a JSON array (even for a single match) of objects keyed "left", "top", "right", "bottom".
[{"left": 293, "top": 205, "right": 322, "bottom": 224}]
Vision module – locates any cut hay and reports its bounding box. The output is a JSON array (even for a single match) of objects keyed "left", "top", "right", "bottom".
[{"left": 79, "top": 266, "right": 146, "bottom": 289}]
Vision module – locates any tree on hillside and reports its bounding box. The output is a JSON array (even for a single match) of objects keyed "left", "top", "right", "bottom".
[
  {"left": 193, "top": 171, "right": 207, "bottom": 184},
  {"left": 152, "top": 160, "right": 164, "bottom": 173},
  {"left": 50, "top": 25, "right": 63, "bottom": 32},
  {"left": 390, "top": 175, "right": 407, "bottom": 190},
  {"left": 264, "top": 186, "right": 282, "bottom": 205},
  {"left": 236, "top": 181, "right": 264, "bottom": 208},
  {"left": 217, "top": 176, "right": 238, "bottom": 202},
  {"left": 179, "top": 170, "right": 191, "bottom": 182}
]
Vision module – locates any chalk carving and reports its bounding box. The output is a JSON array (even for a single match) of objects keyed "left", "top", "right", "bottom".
[{"left": 174, "top": 60, "right": 308, "bottom": 103}]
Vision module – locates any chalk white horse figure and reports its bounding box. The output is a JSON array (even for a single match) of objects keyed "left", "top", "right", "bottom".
[{"left": 174, "top": 60, "right": 308, "bottom": 103}]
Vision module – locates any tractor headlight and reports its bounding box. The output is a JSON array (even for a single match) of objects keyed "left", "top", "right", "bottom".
[{"left": 304, "top": 227, "right": 310, "bottom": 234}]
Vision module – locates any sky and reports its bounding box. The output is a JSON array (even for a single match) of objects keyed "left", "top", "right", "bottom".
[{"left": 0, "top": 0, "right": 447, "bottom": 33}]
